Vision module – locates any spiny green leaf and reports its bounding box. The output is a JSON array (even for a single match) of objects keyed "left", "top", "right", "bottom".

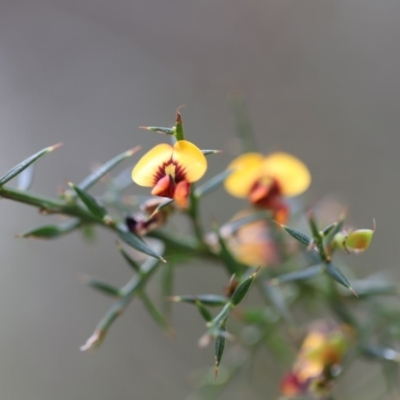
[
  {"left": 270, "top": 265, "right": 323, "bottom": 285},
  {"left": 309, "top": 214, "right": 329, "bottom": 261},
  {"left": 82, "top": 276, "right": 122, "bottom": 298},
  {"left": 18, "top": 219, "right": 81, "bottom": 239},
  {"left": 281, "top": 225, "right": 312, "bottom": 246},
  {"left": 194, "top": 169, "right": 233, "bottom": 198},
  {"left": 214, "top": 320, "right": 227, "bottom": 379},
  {"left": 149, "top": 198, "right": 174, "bottom": 218},
  {"left": 139, "top": 126, "right": 174, "bottom": 135},
  {"left": 169, "top": 294, "right": 228, "bottom": 307},
  {"left": 212, "top": 222, "right": 242, "bottom": 275},
  {"left": 321, "top": 222, "right": 337, "bottom": 237},
  {"left": 77, "top": 147, "right": 140, "bottom": 192},
  {"left": 0, "top": 143, "right": 62, "bottom": 186},
  {"left": 326, "top": 262, "right": 356, "bottom": 295},
  {"left": 69, "top": 182, "right": 107, "bottom": 219},
  {"left": 116, "top": 241, "right": 140, "bottom": 272},
  {"left": 140, "top": 292, "right": 173, "bottom": 335},
  {"left": 230, "top": 267, "right": 259, "bottom": 306},
  {"left": 195, "top": 300, "right": 213, "bottom": 322},
  {"left": 325, "top": 216, "right": 345, "bottom": 245},
  {"left": 118, "top": 229, "right": 166, "bottom": 262}
]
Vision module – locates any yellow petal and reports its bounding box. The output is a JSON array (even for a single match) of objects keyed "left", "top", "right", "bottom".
[
  {"left": 223, "top": 153, "right": 264, "bottom": 198},
  {"left": 262, "top": 152, "right": 311, "bottom": 196},
  {"left": 132, "top": 143, "right": 173, "bottom": 187},
  {"left": 172, "top": 140, "right": 207, "bottom": 183}
]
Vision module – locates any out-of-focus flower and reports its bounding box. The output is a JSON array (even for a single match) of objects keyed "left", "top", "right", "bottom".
[
  {"left": 226, "top": 212, "right": 280, "bottom": 268},
  {"left": 205, "top": 210, "right": 280, "bottom": 268},
  {"left": 224, "top": 152, "right": 310, "bottom": 223},
  {"left": 281, "top": 321, "right": 353, "bottom": 399},
  {"left": 132, "top": 140, "right": 207, "bottom": 207}
]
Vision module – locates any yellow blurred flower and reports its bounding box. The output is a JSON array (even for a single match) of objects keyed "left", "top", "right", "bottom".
[
  {"left": 281, "top": 321, "right": 353, "bottom": 399},
  {"left": 205, "top": 210, "right": 280, "bottom": 268},
  {"left": 224, "top": 152, "right": 311, "bottom": 222},
  {"left": 225, "top": 210, "right": 279, "bottom": 268},
  {"left": 132, "top": 140, "right": 207, "bottom": 207}
]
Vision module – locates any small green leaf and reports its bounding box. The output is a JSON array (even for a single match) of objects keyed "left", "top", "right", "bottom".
[
  {"left": 69, "top": 183, "right": 107, "bottom": 219},
  {"left": 81, "top": 250, "right": 164, "bottom": 352},
  {"left": 321, "top": 222, "right": 337, "bottom": 237},
  {"left": 282, "top": 225, "right": 312, "bottom": 246},
  {"left": 139, "top": 126, "right": 174, "bottom": 135},
  {"left": 18, "top": 219, "right": 81, "bottom": 239},
  {"left": 116, "top": 242, "right": 141, "bottom": 272},
  {"left": 169, "top": 294, "right": 228, "bottom": 306},
  {"left": 82, "top": 276, "right": 122, "bottom": 298},
  {"left": 270, "top": 265, "right": 322, "bottom": 285},
  {"left": 309, "top": 214, "right": 329, "bottom": 261},
  {"left": 140, "top": 292, "right": 173, "bottom": 335},
  {"left": 0, "top": 143, "right": 62, "bottom": 186},
  {"left": 325, "top": 262, "right": 356, "bottom": 295},
  {"left": 195, "top": 300, "right": 213, "bottom": 322},
  {"left": 230, "top": 268, "right": 259, "bottom": 306},
  {"left": 194, "top": 169, "right": 233, "bottom": 198},
  {"left": 149, "top": 198, "right": 174, "bottom": 217},
  {"left": 325, "top": 216, "right": 345, "bottom": 245},
  {"left": 213, "top": 222, "right": 242, "bottom": 275},
  {"left": 214, "top": 320, "right": 227, "bottom": 378},
  {"left": 77, "top": 147, "right": 140, "bottom": 192},
  {"left": 118, "top": 229, "right": 166, "bottom": 262}
]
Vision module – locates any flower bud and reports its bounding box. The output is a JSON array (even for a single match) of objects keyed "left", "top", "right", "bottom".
[
  {"left": 333, "top": 228, "right": 374, "bottom": 254},
  {"left": 345, "top": 229, "right": 374, "bottom": 253}
]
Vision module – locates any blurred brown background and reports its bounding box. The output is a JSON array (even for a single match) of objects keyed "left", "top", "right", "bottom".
[{"left": 0, "top": 0, "right": 398, "bottom": 399}]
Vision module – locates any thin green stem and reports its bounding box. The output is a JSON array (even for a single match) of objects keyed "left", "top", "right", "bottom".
[{"left": 0, "top": 186, "right": 101, "bottom": 223}]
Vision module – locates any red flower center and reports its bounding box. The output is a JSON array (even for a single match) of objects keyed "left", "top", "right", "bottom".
[
  {"left": 248, "top": 178, "right": 289, "bottom": 222},
  {"left": 151, "top": 161, "right": 190, "bottom": 207}
]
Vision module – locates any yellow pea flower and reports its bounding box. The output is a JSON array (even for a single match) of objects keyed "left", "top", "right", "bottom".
[
  {"left": 224, "top": 152, "right": 311, "bottom": 222},
  {"left": 132, "top": 140, "right": 207, "bottom": 207}
]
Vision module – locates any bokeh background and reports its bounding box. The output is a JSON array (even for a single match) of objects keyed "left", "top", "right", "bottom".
[{"left": 0, "top": 0, "right": 399, "bottom": 399}]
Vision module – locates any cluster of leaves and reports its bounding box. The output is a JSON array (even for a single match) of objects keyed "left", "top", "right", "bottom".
[{"left": 0, "top": 102, "right": 399, "bottom": 400}]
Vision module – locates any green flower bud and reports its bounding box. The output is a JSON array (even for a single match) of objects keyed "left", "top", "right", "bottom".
[
  {"left": 333, "top": 227, "right": 374, "bottom": 254},
  {"left": 345, "top": 229, "right": 374, "bottom": 253}
]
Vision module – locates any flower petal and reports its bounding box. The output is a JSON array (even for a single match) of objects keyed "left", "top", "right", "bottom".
[
  {"left": 174, "top": 180, "right": 190, "bottom": 207},
  {"left": 224, "top": 153, "right": 264, "bottom": 198},
  {"left": 172, "top": 140, "right": 207, "bottom": 183},
  {"left": 262, "top": 152, "right": 311, "bottom": 196},
  {"left": 132, "top": 143, "right": 173, "bottom": 187}
]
